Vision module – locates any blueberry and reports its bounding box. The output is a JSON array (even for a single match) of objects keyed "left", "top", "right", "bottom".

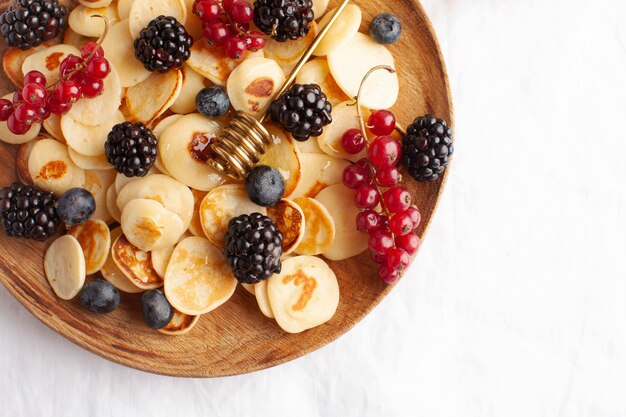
[
  {"left": 245, "top": 165, "right": 285, "bottom": 207},
  {"left": 141, "top": 290, "right": 174, "bottom": 329},
  {"left": 196, "top": 86, "right": 230, "bottom": 118},
  {"left": 369, "top": 13, "right": 402, "bottom": 45},
  {"left": 57, "top": 188, "right": 95, "bottom": 226},
  {"left": 80, "top": 279, "right": 120, "bottom": 314}
]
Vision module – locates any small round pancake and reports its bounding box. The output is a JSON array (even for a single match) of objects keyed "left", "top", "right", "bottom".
[
  {"left": 295, "top": 58, "right": 349, "bottom": 106},
  {"left": 254, "top": 280, "right": 274, "bottom": 319},
  {"left": 121, "top": 198, "right": 185, "bottom": 252},
  {"left": 16, "top": 136, "right": 47, "bottom": 185},
  {"left": 68, "top": 147, "right": 114, "bottom": 171},
  {"left": 158, "top": 309, "right": 200, "bottom": 336},
  {"left": 317, "top": 101, "right": 370, "bottom": 162},
  {"left": 151, "top": 232, "right": 190, "bottom": 278},
  {"left": 170, "top": 64, "right": 207, "bottom": 114},
  {"left": 114, "top": 167, "right": 159, "bottom": 193},
  {"left": 100, "top": 227, "right": 143, "bottom": 293},
  {"left": 267, "top": 255, "right": 339, "bottom": 334},
  {"left": 28, "top": 138, "right": 85, "bottom": 196},
  {"left": 21, "top": 44, "right": 81, "bottom": 84},
  {"left": 158, "top": 113, "right": 228, "bottom": 191},
  {"left": 117, "top": 0, "right": 132, "bottom": 19},
  {"left": 152, "top": 114, "right": 182, "bottom": 175},
  {"left": 129, "top": 0, "right": 186, "bottom": 39},
  {"left": 293, "top": 197, "right": 335, "bottom": 256},
  {"left": 227, "top": 57, "right": 286, "bottom": 117},
  {"left": 199, "top": 184, "right": 267, "bottom": 247},
  {"left": 68, "top": 4, "right": 120, "bottom": 37},
  {"left": 267, "top": 199, "right": 305, "bottom": 255},
  {"left": 67, "top": 65, "right": 123, "bottom": 126},
  {"left": 116, "top": 174, "right": 194, "bottom": 230},
  {"left": 164, "top": 237, "right": 237, "bottom": 315},
  {"left": 3, "top": 46, "right": 38, "bottom": 87},
  {"left": 105, "top": 184, "right": 122, "bottom": 223},
  {"left": 111, "top": 232, "right": 163, "bottom": 290},
  {"left": 264, "top": 22, "right": 318, "bottom": 69},
  {"left": 84, "top": 169, "right": 116, "bottom": 224},
  {"left": 328, "top": 32, "right": 399, "bottom": 109},
  {"left": 42, "top": 113, "right": 65, "bottom": 143},
  {"left": 313, "top": 5, "right": 361, "bottom": 57},
  {"left": 258, "top": 124, "right": 302, "bottom": 197},
  {"left": 312, "top": 0, "right": 330, "bottom": 18},
  {"left": 62, "top": 26, "right": 94, "bottom": 49},
  {"left": 62, "top": 110, "right": 125, "bottom": 156},
  {"left": 125, "top": 69, "right": 183, "bottom": 125},
  {"left": 241, "top": 283, "right": 255, "bottom": 295},
  {"left": 188, "top": 188, "right": 207, "bottom": 237},
  {"left": 181, "top": 0, "right": 203, "bottom": 39},
  {"left": 101, "top": 20, "right": 151, "bottom": 87},
  {"left": 79, "top": 0, "right": 114, "bottom": 7},
  {"left": 290, "top": 153, "right": 349, "bottom": 199},
  {"left": 0, "top": 95, "right": 41, "bottom": 145},
  {"left": 68, "top": 219, "right": 111, "bottom": 275},
  {"left": 316, "top": 184, "right": 368, "bottom": 261},
  {"left": 294, "top": 137, "right": 323, "bottom": 154},
  {"left": 44, "top": 235, "right": 86, "bottom": 300}
]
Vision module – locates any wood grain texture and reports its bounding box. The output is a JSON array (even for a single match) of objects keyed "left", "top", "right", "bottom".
[{"left": 0, "top": 0, "right": 453, "bottom": 377}]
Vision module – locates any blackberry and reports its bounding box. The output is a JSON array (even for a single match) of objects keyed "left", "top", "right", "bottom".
[
  {"left": 0, "top": 182, "right": 59, "bottom": 241},
  {"left": 225, "top": 213, "right": 283, "bottom": 284},
  {"left": 134, "top": 15, "right": 193, "bottom": 72},
  {"left": 253, "top": 0, "right": 314, "bottom": 42},
  {"left": 269, "top": 83, "right": 332, "bottom": 142},
  {"left": 0, "top": 0, "right": 68, "bottom": 50},
  {"left": 105, "top": 122, "right": 158, "bottom": 178},
  {"left": 401, "top": 115, "right": 454, "bottom": 182}
]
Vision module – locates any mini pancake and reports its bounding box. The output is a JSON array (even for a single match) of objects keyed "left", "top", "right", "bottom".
[
  {"left": 158, "top": 309, "right": 200, "bottom": 336},
  {"left": 105, "top": 184, "right": 122, "bottom": 223},
  {"left": 317, "top": 101, "right": 370, "bottom": 162},
  {"left": 42, "top": 113, "right": 65, "bottom": 143},
  {"left": 227, "top": 57, "right": 286, "bottom": 117},
  {"left": 128, "top": 0, "right": 187, "bottom": 39},
  {"left": 100, "top": 227, "right": 144, "bottom": 293},
  {"left": 114, "top": 167, "right": 159, "bottom": 193},
  {"left": 187, "top": 38, "right": 264, "bottom": 85},
  {"left": 241, "top": 283, "right": 255, "bottom": 295},
  {"left": 295, "top": 137, "right": 324, "bottom": 154},
  {"left": 62, "top": 27, "right": 95, "bottom": 49},
  {"left": 181, "top": 0, "right": 203, "bottom": 40},
  {"left": 199, "top": 184, "right": 267, "bottom": 247},
  {"left": 0, "top": 95, "right": 41, "bottom": 145},
  {"left": 120, "top": 198, "right": 185, "bottom": 252},
  {"left": 111, "top": 232, "right": 163, "bottom": 290},
  {"left": 295, "top": 58, "right": 349, "bottom": 106},
  {"left": 68, "top": 4, "right": 120, "bottom": 37},
  {"left": 158, "top": 113, "right": 228, "bottom": 191},
  {"left": 258, "top": 124, "right": 302, "bottom": 197},
  {"left": 267, "top": 199, "right": 305, "bottom": 256},
  {"left": 313, "top": 5, "right": 361, "bottom": 57},
  {"left": 170, "top": 64, "right": 207, "bottom": 114},
  {"left": 68, "top": 219, "right": 111, "bottom": 275},
  {"left": 312, "top": 0, "right": 330, "bottom": 18},
  {"left": 28, "top": 138, "right": 85, "bottom": 196},
  {"left": 188, "top": 188, "right": 207, "bottom": 237},
  {"left": 3, "top": 47, "right": 38, "bottom": 87},
  {"left": 328, "top": 32, "right": 399, "bottom": 109},
  {"left": 164, "top": 236, "right": 238, "bottom": 315},
  {"left": 67, "top": 65, "right": 123, "bottom": 126},
  {"left": 254, "top": 280, "right": 275, "bottom": 319},
  {"left": 152, "top": 114, "right": 183, "bottom": 176},
  {"left": 125, "top": 70, "right": 183, "bottom": 125},
  {"left": 117, "top": 0, "right": 132, "bottom": 19},
  {"left": 267, "top": 255, "right": 339, "bottom": 334},
  {"left": 101, "top": 20, "right": 151, "bottom": 87},
  {"left": 151, "top": 232, "right": 190, "bottom": 279},
  {"left": 264, "top": 22, "right": 318, "bottom": 69},
  {"left": 316, "top": 183, "right": 368, "bottom": 261},
  {"left": 290, "top": 153, "right": 349, "bottom": 199},
  {"left": 61, "top": 110, "right": 125, "bottom": 156},
  {"left": 84, "top": 169, "right": 116, "bottom": 224},
  {"left": 78, "top": 0, "right": 114, "bottom": 7},
  {"left": 68, "top": 147, "right": 114, "bottom": 171},
  {"left": 16, "top": 135, "right": 48, "bottom": 185},
  {"left": 44, "top": 235, "right": 86, "bottom": 300},
  {"left": 116, "top": 174, "right": 194, "bottom": 230},
  {"left": 21, "top": 44, "right": 81, "bottom": 84},
  {"left": 293, "top": 197, "right": 336, "bottom": 256}
]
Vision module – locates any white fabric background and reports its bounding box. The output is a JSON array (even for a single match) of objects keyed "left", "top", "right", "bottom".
[{"left": 2, "top": 0, "right": 626, "bottom": 415}]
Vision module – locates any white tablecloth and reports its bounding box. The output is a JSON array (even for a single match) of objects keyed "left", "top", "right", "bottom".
[{"left": 2, "top": 0, "right": 625, "bottom": 415}]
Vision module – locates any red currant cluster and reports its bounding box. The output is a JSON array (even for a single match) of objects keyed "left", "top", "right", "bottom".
[
  {"left": 193, "top": 0, "right": 266, "bottom": 59},
  {"left": 342, "top": 109, "right": 422, "bottom": 284},
  {"left": 0, "top": 41, "right": 110, "bottom": 135}
]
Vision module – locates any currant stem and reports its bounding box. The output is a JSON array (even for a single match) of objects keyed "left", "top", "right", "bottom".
[{"left": 350, "top": 65, "right": 396, "bottom": 141}]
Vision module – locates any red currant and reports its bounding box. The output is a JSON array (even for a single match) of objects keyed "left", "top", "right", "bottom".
[
  {"left": 37, "top": 105, "right": 50, "bottom": 122},
  {"left": 60, "top": 54, "right": 83, "bottom": 79},
  {"left": 81, "top": 42, "right": 104, "bottom": 59},
  {"left": 14, "top": 103, "right": 38, "bottom": 125},
  {"left": 229, "top": 0, "right": 253, "bottom": 24},
  {"left": 12, "top": 92, "right": 23, "bottom": 104},
  {"left": 405, "top": 206, "right": 421, "bottom": 229},
  {"left": 56, "top": 80, "right": 82, "bottom": 104},
  {"left": 389, "top": 212, "right": 413, "bottom": 236},
  {"left": 245, "top": 31, "right": 266, "bottom": 51},
  {"left": 369, "top": 230, "right": 394, "bottom": 255},
  {"left": 387, "top": 248, "right": 411, "bottom": 272},
  {"left": 383, "top": 186, "right": 411, "bottom": 213},
  {"left": 370, "top": 250, "right": 388, "bottom": 265},
  {"left": 368, "top": 136, "right": 402, "bottom": 169},
  {"left": 368, "top": 110, "right": 396, "bottom": 136},
  {"left": 204, "top": 21, "right": 230, "bottom": 45},
  {"left": 85, "top": 57, "right": 110, "bottom": 80},
  {"left": 376, "top": 166, "right": 400, "bottom": 187},
  {"left": 23, "top": 70, "right": 46, "bottom": 86},
  {"left": 343, "top": 162, "right": 373, "bottom": 189},
  {"left": 355, "top": 184, "right": 380, "bottom": 209},
  {"left": 194, "top": 0, "right": 222, "bottom": 23},
  {"left": 46, "top": 94, "right": 72, "bottom": 115},
  {"left": 22, "top": 83, "right": 47, "bottom": 107},
  {"left": 395, "top": 233, "right": 420, "bottom": 257},
  {"left": 341, "top": 128, "right": 366, "bottom": 154},
  {"left": 221, "top": 0, "right": 236, "bottom": 13},
  {"left": 7, "top": 114, "right": 29, "bottom": 134},
  {"left": 356, "top": 210, "right": 383, "bottom": 233},
  {"left": 224, "top": 36, "right": 247, "bottom": 59},
  {"left": 0, "top": 99, "right": 13, "bottom": 122},
  {"left": 80, "top": 77, "right": 104, "bottom": 98},
  {"left": 379, "top": 264, "right": 400, "bottom": 284}
]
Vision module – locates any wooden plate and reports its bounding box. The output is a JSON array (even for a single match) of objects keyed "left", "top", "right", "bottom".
[{"left": 0, "top": 0, "right": 453, "bottom": 377}]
